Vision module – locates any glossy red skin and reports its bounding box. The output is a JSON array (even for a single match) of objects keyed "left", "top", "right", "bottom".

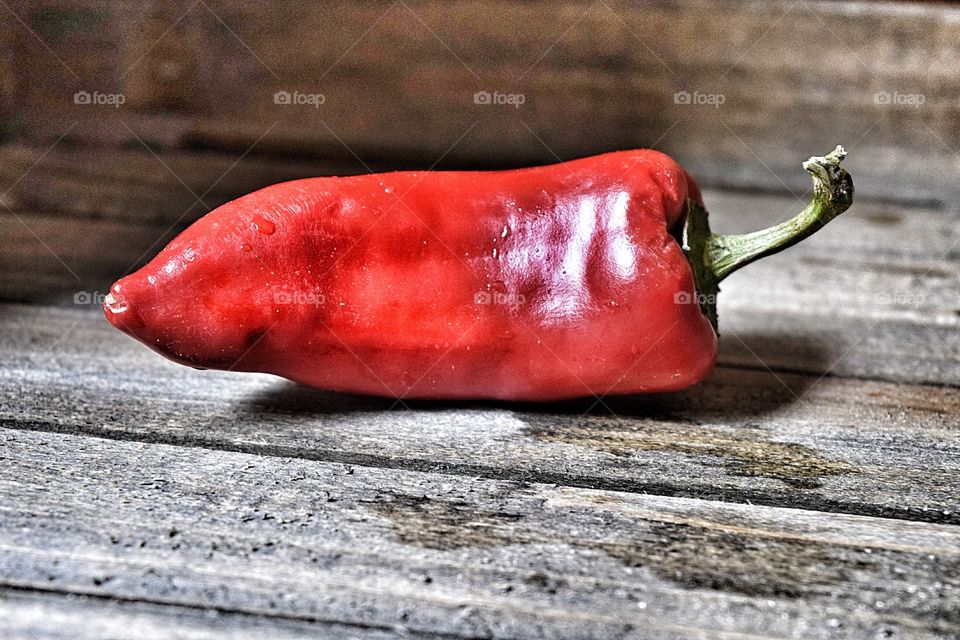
[{"left": 104, "top": 150, "right": 717, "bottom": 401}]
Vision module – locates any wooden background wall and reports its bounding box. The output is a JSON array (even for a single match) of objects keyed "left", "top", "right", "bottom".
[{"left": 1, "top": 0, "right": 959, "bottom": 208}]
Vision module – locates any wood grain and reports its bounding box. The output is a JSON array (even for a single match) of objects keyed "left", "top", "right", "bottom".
[
  {"left": 0, "top": 146, "right": 374, "bottom": 224},
  {"left": 2, "top": 303, "right": 958, "bottom": 525},
  {"left": 2, "top": 426, "right": 958, "bottom": 639},
  {"left": 2, "top": 145, "right": 956, "bottom": 384},
  {"left": 0, "top": 588, "right": 430, "bottom": 640},
  {"left": 5, "top": 1, "right": 960, "bottom": 203}
]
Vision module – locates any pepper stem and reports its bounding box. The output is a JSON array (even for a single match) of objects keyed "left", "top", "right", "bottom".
[{"left": 680, "top": 146, "right": 854, "bottom": 331}]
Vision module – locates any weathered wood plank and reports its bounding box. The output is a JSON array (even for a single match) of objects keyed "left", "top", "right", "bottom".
[
  {"left": 3, "top": 145, "right": 956, "bottom": 254},
  {"left": 0, "top": 588, "right": 431, "bottom": 640},
  {"left": 1, "top": 427, "right": 958, "bottom": 639},
  {"left": 2, "top": 303, "right": 958, "bottom": 525},
  {"left": 2, "top": 146, "right": 957, "bottom": 384},
  {"left": 0, "top": 146, "right": 374, "bottom": 224},
  {"left": 0, "top": 214, "right": 172, "bottom": 305},
  {"left": 7, "top": 0, "right": 960, "bottom": 203},
  {"left": 0, "top": 7, "right": 14, "bottom": 128}
]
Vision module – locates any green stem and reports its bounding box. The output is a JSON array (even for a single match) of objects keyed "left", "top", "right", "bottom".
[
  {"left": 680, "top": 146, "right": 855, "bottom": 332},
  {"left": 708, "top": 146, "right": 854, "bottom": 280}
]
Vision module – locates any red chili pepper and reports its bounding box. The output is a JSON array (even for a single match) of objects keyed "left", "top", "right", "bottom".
[{"left": 103, "top": 147, "right": 852, "bottom": 401}]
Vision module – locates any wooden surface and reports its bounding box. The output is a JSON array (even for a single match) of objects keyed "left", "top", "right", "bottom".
[
  {"left": 4, "top": 1, "right": 960, "bottom": 204},
  {"left": 2, "top": 0, "right": 960, "bottom": 637},
  {"left": 2, "top": 148, "right": 959, "bottom": 636},
  {"left": 3, "top": 428, "right": 960, "bottom": 639},
  {"left": 3, "top": 303, "right": 960, "bottom": 525}
]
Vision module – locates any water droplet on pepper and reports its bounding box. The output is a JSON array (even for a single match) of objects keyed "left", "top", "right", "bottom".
[{"left": 252, "top": 215, "right": 276, "bottom": 235}]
